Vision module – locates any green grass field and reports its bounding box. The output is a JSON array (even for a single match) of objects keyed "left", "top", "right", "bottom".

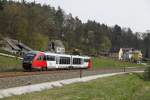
[
  {"left": 0, "top": 56, "right": 22, "bottom": 72},
  {"left": 3, "top": 73, "right": 150, "bottom": 100},
  {"left": 93, "top": 57, "right": 144, "bottom": 68}
]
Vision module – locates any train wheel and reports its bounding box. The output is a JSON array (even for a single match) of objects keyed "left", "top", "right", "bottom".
[{"left": 23, "top": 66, "right": 32, "bottom": 72}]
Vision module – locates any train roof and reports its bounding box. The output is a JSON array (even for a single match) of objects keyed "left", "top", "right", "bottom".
[
  {"left": 45, "top": 52, "right": 71, "bottom": 57},
  {"left": 66, "top": 54, "right": 89, "bottom": 57},
  {"left": 26, "top": 51, "right": 40, "bottom": 54},
  {"left": 45, "top": 52, "right": 90, "bottom": 58},
  {"left": 27, "top": 51, "right": 90, "bottom": 58}
]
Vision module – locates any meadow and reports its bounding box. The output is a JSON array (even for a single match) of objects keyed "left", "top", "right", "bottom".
[
  {"left": 0, "top": 56, "right": 22, "bottom": 72},
  {"left": 3, "top": 73, "right": 150, "bottom": 100},
  {"left": 92, "top": 57, "right": 144, "bottom": 68}
]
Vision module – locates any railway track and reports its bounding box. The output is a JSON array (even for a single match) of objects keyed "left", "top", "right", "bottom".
[
  {"left": 0, "top": 69, "right": 79, "bottom": 78},
  {"left": 0, "top": 67, "right": 145, "bottom": 79}
]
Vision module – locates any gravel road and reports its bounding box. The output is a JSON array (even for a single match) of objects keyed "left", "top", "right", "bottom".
[{"left": 0, "top": 67, "right": 145, "bottom": 89}]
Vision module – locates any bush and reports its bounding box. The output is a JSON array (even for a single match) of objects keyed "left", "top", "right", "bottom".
[{"left": 143, "top": 66, "right": 150, "bottom": 81}]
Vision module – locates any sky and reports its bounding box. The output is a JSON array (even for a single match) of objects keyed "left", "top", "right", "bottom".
[{"left": 23, "top": 0, "right": 150, "bottom": 32}]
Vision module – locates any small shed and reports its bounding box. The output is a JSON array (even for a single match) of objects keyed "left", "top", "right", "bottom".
[
  {"left": 0, "top": 37, "right": 33, "bottom": 55},
  {"left": 109, "top": 48, "right": 123, "bottom": 60}
]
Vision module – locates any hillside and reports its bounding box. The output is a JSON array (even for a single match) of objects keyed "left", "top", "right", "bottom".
[{"left": 0, "top": 0, "right": 150, "bottom": 57}]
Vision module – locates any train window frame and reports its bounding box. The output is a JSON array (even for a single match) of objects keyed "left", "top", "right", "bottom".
[
  {"left": 37, "top": 55, "right": 46, "bottom": 61},
  {"left": 59, "top": 57, "right": 71, "bottom": 64},
  {"left": 23, "top": 53, "right": 36, "bottom": 61},
  {"left": 46, "top": 55, "right": 55, "bottom": 61},
  {"left": 73, "top": 58, "right": 82, "bottom": 65}
]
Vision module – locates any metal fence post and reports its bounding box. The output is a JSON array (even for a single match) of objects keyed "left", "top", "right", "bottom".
[
  {"left": 80, "top": 69, "right": 82, "bottom": 78},
  {"left": 124, "top": 66, "right": 126, "bottom": 72}
]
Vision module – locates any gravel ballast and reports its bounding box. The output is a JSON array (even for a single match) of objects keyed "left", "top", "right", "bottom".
[{"left": 0, "top": 67, "right": 145, "bottom": 89}]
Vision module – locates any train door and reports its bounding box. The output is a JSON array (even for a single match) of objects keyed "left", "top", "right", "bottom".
[
  {"left": 46, "top": 55, "right": 56, "bottom": 69},
  {"left": 83, "top": 58, "right": 92, "bottom": 69},
  {"left": 55, "top": 56, "right": 59, "bottom": 68},
  {"left": 83, "top": 57, "right": 91, "bottom": 68}
]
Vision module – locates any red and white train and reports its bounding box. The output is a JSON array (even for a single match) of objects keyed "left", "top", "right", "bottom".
[{"left": 23, "top": 51, "right": 92, "bottom": 71}]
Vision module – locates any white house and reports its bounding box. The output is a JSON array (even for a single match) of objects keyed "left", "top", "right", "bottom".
[{"left": 48, "top": 40, "right": 65, "bottom": 54}]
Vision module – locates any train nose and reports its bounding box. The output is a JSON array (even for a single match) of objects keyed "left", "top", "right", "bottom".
[
  {"left": 23, "top": 60, "right": 32, "bottom": 63},
  {"left": 23, "top": 62, "right": 32, "bottom": 71}
]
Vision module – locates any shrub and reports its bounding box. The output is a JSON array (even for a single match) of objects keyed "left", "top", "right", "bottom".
[{"left": 143, "top": 66, "right": 150, "bottom": 81}]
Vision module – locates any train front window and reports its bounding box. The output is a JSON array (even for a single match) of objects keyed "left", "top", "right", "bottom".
[{"left": 24, "top": 53, "right": 36, "bottom": 61}]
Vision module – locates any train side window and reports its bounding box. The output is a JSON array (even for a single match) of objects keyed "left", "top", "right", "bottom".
[
  {"left": 38, "top": 55, "right": 44, "bottom": 61},
  {"left": 59, "top": 57, "right": 70, "bottom": 64},
  {"left": 73, "top": 58, "right": 81, "bottom": 65},
  {"left": 46, "top": 55, "right": 55, "bottom": 61}
]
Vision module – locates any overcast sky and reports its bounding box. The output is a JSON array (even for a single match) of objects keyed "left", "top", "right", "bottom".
[{"left": 26, "top": 0, "right": 150, "bottom": 32}]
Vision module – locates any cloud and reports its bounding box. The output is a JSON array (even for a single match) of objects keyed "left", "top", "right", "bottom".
[{"left": 14, "top": 0, "right": 150, "bottom": 32}]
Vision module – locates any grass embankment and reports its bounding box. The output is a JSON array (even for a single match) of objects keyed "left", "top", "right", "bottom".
[
  {"left": 3, "top": 73, "right": 150, "bottom": 100},
  {"left": 0, "top": 56, "right": 22, "bottom": 72},
  {"left": 0, "top": 49, "right": 19, "bottom": 56},
  {"left": 93, "top": 57, "right": 144, "bottom": 68}
]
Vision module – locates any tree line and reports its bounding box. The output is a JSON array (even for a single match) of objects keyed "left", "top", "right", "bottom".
[{"left": 0, "top": 0, "right": 150, "bottom": 58}]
